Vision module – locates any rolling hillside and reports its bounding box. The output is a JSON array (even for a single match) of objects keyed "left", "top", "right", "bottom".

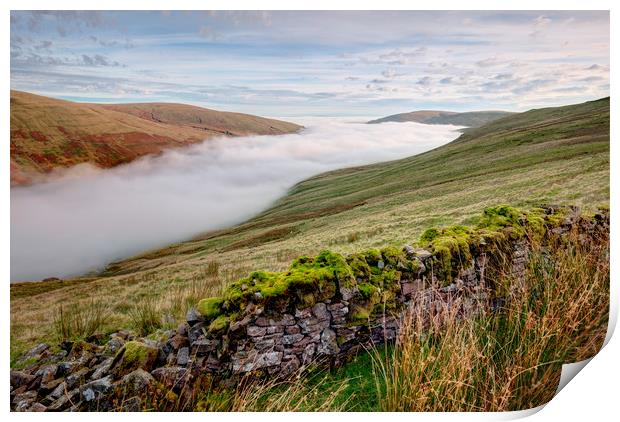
[
  {"left": 10, "top": 90, "right": 302, "bottom": 185},
  {"left": 10, "top": 97, "right": 609, "bottom": 359},
  {"left": 368, "top": 109, "right": 513, "bottom": 127}
]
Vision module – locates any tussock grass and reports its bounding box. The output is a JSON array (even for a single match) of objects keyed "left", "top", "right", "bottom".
[
  {"left": 53, "top": 300, "right": 110, "bottom": 342},
  {"left": 132, "top": 229, "right": 608, "bottom": 412},
  {"left": 371, "top": 231, "right": 609, "bottom": 411},
  {"left": 128, "top": 297, "right": 163, "bottom": 337}
]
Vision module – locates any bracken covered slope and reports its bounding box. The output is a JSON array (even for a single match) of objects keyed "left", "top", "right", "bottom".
[{"left": 10, "top": 90, "right": 302, "bottom": 185}]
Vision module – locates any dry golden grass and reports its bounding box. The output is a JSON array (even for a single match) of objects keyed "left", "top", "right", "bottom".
[
  {"left": 112, "top": 228, "right": 609, "bottom": 412},
  {"left": 10, "top": 97, "right": 609, "bottom": 364},
  {"left": 371, "top": 230, "right": 609, "bottom": 411}
]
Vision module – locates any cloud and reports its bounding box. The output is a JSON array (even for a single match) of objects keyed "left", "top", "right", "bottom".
[
  {"left": 10, "top": 120, "right": 461, "bottom": 281},
  {"left": 416, "top": 76, "right": 433, "bottom": 86},
  {"left": 81, "top": 54, "right": 123, "bottom": 67},
  {"left": 33, "top": 40, "right": 52, "bottom": 51},
  {"left": 534, "top": 15, "right": 552, "bottom": 27},
  {"left": 12, "top": 52, "right": 124, "bottom": 68},
  {"left": 381, "top": 69, "right": 406, "bottom": 79},
  {"left": 476, "top": 56, "right": 506, "bottom": 67},
  {"left": 9, "top": 10, "right": 610, "bottom": 116}
]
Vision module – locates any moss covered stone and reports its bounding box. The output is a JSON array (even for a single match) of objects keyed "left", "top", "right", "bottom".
[
  {"left": 193, "top": 205, "right": 571, "bottom": 333},
  {"left": 197, "top": 297, "right": 224, "bottom": 321},
  {"left": 110, "top": 341, "right": 158, "bottom": 378},
  {"left": 208, "top": 315, "right": 230, "bottom": 333}
]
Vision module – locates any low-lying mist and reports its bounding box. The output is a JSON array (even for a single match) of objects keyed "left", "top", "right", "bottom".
[{"left": 11, "top": 119, "right": 461, "bottom": 282}]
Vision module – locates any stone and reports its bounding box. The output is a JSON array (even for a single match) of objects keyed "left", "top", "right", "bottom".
[
  {"left": 317, "top": 328, "right": 339, "bottom": 355},
  {"left": 10, "top": 370, "right": 35, "bottom": 389},
  {"left": 25, "top": 343, "right": 49, "bottom": 359},
  {"left": 177, "top": 347, "right": 190, "bottom": 366},
  {"left": 285, "top": 325, "right": 301, "bottom": 335},
  {"left": 415, "top": 248, "right": 432, "bottom": 260},
  {"left": 35, "top": 364, "right": 58, "bottom": 385},
  {"left": 177, "top": 322, "right": 189, "bottom": 337},
  {"left": 298, "top": 317, "right": 330, "bottom": 334},
  {"left": 294, "top": 307, "right": 312, "bottom": 319},
  {"left": 12, "top": 390, "right": 37, "bottom": 406},
  {"left": 47, "top": 388, "right": 80, "bottom": 411},
  {"left": 29, "top": 402, "right": 47, "bottom": 412},
  {"left": 377, "top": 260, "right": 385, "bottom": 269},
  {"left": 192, "top": 339, "right": 218, "bottom": 356},
  {"left": 65, "top": 368, "right": 89, "bottom": 389},
  {"left": 302, "top": 343, "right": 316, "bottom": 365},
  {"left": 120, "top": 369, "right": 154, "bottom": 396},
  {"left": 312, "top": 302, "right": 330, "bottom": 321},
  {"left": 280, "top": 355, "right": 301, "bottom": 377},
  {"left": 80, "top": 375, "right": 113, "bottom": 402},
  {"left": 40, "top": 377, "right": 64, "bottom": 394},
  {"left": 105, "top": 337, "right": 125, "bottom": 354},
  {"left": 340, "top": 287, "right": 358, "bottom": 301},
  {"left": 90, "top": 357, "right": 113, "bottom": 380},
  {"left": 247, "top": 325, "right": 267, "bottom": 337},
  {"left": 266, "top": 325, "right": 284, "bottom": 334},
  {"left": 401, "top": 280, "right": 424, "bottom": 296},
  {"left": 151, "top": 367, "right": 190, "bottom": 392},
  {"left": 110, "top": 341, "right": 159, "bottom": 379},
  {"left": 186, "top": 307, "right": 202, "bottom": 325},
  {"left": 170, "top": 334, "right": 189, "bottom": 350},
  {"left": 232, "top": 351, "right": 283, "bottom": 373},
  {"left": 282, "top": 333, "right": 305, "bottom": 345},
  {"left": 122, "top": 396, "right": 142, "bottom": 412},
  {"left": 49, "top": 381, "right": 67, "bottom": 400}
]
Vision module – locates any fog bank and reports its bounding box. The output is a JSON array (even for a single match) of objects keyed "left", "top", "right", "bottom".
[{"left": 11, "top": 119, "right": 461, "bottom": 281}]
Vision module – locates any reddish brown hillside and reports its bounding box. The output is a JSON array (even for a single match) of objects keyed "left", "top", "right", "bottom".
[{"left": 10, "top": 90, "right": 301, "bottom": 185}]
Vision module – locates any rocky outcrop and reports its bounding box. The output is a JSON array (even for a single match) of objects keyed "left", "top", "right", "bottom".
[{"left": 9, "top": 205, "right": 609, "bottom": 411}]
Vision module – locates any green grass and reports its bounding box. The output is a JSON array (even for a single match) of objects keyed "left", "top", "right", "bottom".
[{"left": 10, "top": 97, "right": 610, "bottom": 361}]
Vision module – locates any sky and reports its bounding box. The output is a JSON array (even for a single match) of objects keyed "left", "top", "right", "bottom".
[{"left": 10, "top": 10, "right": 610, "bottom": 117}]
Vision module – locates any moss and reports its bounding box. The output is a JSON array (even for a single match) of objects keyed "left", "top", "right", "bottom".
[
  {"left": 346, "top": 253, "right": 371, "bottom": 282},
  {"left": 420, "top": 225, "right": 474, "bottom": 281},
  {"left": 350, "top": 306, "right": 370, "bottom": 322},
  {"left": 357, "top": 282, "right": 379, "bottom": 300},
  {"left": 364, "top": 249, "right": 382, "bottom": 266},
  {"left": 370, "top": 269, "right": 401, "bottom": 292},
  {"left": 380, "top": 246, "right": 404, "bottom": 266},
  {"left": 194, "top": 205, "right": 576, "bottom": 333},
  {"left": 111, "top": 340, "right": 158, "bottom": 377},
  {"left": 208, "top": 315, "right": 230, "bottom": 333},
  {"left": 197, "top": 297, "right": 224, "bottom": 321}
]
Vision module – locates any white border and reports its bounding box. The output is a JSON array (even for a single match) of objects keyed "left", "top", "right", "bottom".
[{"left": 3, "top": 1, "right": 616, "bottom": 420}]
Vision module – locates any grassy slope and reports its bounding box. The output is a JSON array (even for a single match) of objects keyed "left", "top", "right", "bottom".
[
  {"left": 367, "top": 110, "right": 514, "bottom": 126},
  {"left": 10, "top": 90, "right": 301, "bottom": 185},
  {"left": 10, "top": 97, "right": 609, "bottom": 359}
]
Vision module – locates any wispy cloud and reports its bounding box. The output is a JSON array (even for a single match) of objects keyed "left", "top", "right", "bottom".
[{"left": 10, "top": 10, "right": 609, "bottom": 116}]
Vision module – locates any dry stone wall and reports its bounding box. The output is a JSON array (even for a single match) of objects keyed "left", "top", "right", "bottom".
[{"left": 10, "top": 205, "right": 609, "bottom": 411}]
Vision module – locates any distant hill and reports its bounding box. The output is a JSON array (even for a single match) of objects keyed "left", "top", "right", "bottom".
[
  {"left": 367, "top": 110, "right": 514, "bottom": 127},
  {"left": 10, "top": 90, "right": 302, "bottom": 186},
  {"left": 99, "top": 97, "right": 608, "bottom": 278}
]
